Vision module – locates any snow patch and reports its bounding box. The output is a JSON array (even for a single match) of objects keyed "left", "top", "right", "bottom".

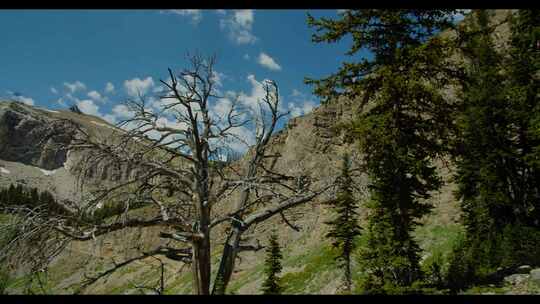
[
  {"left": 0, "top": 167, "right": 10, "bottom": 174},
  {"left": 44, "top": 109, "right": 59, "bottom": 114},
  {"left": 39, "top": 168, "right": 58, "bottom": 176}
]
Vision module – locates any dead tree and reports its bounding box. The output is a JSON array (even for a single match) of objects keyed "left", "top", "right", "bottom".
[{"left": 0, "top": 54, "right": 333, "bottom": 295}]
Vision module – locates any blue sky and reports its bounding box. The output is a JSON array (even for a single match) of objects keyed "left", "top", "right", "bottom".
[
  {"left": 0, "top": 9, "right": 467, "bottom": 152},
  {"left": 0, "top": 10, "right": 353, "bottom": 126}
]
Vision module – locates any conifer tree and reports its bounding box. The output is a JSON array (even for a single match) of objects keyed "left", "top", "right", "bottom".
[
  {"left": 325, "top": 153, "right": 361, "bottom": 293},
  {"left": 504, "top": 9, "right": 540, "bottom": 227},
  {"left": 261, "top": 231, "right": 283, "bottom": 295},
  {"left": 306, "top": 10, "right": 458, "bottom": 293},
  {"left": 448, "top": 10, "right": 540, "bottom": 287}
]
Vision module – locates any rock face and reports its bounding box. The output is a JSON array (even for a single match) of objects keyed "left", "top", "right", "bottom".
[
  {"left": 0, "top": 102, "right": 76, "bottom": 170},
  {"left": 504, "top": 274, "right": 530, "bottom": 285},
  {"left": 531, "top": 269, "right": 540, "bottom": 284},
  {"left": 0, "top": 101, "right": 132, "bottom": 202}
]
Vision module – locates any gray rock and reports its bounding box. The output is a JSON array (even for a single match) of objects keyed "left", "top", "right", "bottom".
[
  {"left": 516, "top": 265, "right": 532, "bottom": 274},
  {"left": 504, "top": 274, "right": 529, "bottom": 285},
  {"left": 531, "top": 269, "right": 540, "bottom": 284},
  {"left": 0, "top": 101, "right": 76, "bottom": 170}
]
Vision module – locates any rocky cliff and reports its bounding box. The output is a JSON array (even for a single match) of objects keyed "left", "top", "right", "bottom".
[{"left": 0, "top": 101, "right": 139, "bottom": 203}]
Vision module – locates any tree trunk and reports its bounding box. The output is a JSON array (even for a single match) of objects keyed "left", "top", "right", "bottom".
[
  {"left": 192, "top": 165, "right": 212, "bottom": 295},
  {"left": 211, "top": 224, "right": 243, "bottom": 294},
  {"left": 345, "top": 254, "right": 351, "bottom": 293},
  {"left": 198, "top": 205, "right": 212, "bottom": 295},
  {"left": 191, "top": 242, "right": 201, "bottom": 295}
]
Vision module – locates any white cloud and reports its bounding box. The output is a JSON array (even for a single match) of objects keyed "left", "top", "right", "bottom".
[
  {"left": 111, "top": 104, "right": 133, "bottom": 119},
  {"left": 219, "top": 10, "right": 257, "bottom": 45},
  {"left": 257, "top": 52, "right": 282, "bottom": 71},
  {"left": 215, "top": 9, "right": 226, "bottom": 15},
  {"left": 87, "top": 90, "right": 107, "bottom": 103},
  {"left": 124, "top": 77, "right": 155, "bottom": 98},
  {"left": 102, "top": 114, "right": 117, "bottom": 124},
  {"left": 50, "top": 87, "right": 58, "bottom": 94},
  {"left": 16, "top": 96, "right": 35, "bottom": 106},
  {"left": 234, "top": 10, "right": 254, "bottom": 28},
  {"left": 76, "top": 99, "right": 100, "bottom": 117},
  {"left": 7, "top": 91, "right": 35, "bottom": 106},
  {"left": 288, "top": 100, "right": 316, "bottom": 118},
  {"left": 105, "top": 82, "right": 115, "bottom": 93},
  {"left": 164, "top": 9, "right": 202, "bottom": 24},
  {"left": 287, "top": 89, "right": 318, "bottom": 117},
  {"left": 63, "top": 81, "right": 86, "bottom": 93},
  {"left": 212, "top": 71, "right": 226, "bottom": 88},
  {"left": 55, "top": 98, "right": 66, "bottom": 107},
  {"left": 238, "top": 74, "right": 269, "bottom": 111}
]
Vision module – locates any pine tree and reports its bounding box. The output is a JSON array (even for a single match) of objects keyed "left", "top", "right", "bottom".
[
  {"left": 306, "top": 10, "right": 458, "bottom": 293},
  {"left": 261, "top": 231, "right": 283, "bottom": 295},
  {"left": 505, "top": 9, "right": 540, "bottom": 227},
  {"left": 453, "top": 10, "right": 510, "bottom": 273},
  {"left": 325, "top": 153, "right": 361, "bottom": 293},
  {"left": 449, "top": 10, "right": 540, "bottom": 287}
]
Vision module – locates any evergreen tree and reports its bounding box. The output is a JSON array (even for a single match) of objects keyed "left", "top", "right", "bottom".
[
  {"left": 448, "top": 10, "right": 540, "bottom": 288},
  {"left": 261, "top": 231, "right": 283, "bottom": 295},
  {"left": 306, "top": 10, "right": 458, "bottom": 293},
  {"left": 505, "top": 9, "right": 540, "bottom": 227},
  {"left": 325, "top": 153, "right": 361, "bottom": 293}
]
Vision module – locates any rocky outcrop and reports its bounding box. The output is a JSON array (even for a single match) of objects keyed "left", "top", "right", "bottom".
[
  {"left": 0, "top": 102, "right": 77, "bottom": 170},
  {"left": 0, "top": 101, "right": 133, "bottom": 202}
]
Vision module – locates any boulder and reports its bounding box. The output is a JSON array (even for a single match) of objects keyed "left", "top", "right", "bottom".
[
  {"left": 504, "top": 274, "right": 529, "bottom": 285},
  {"left": 531, "top": 268, "right": 540, "bottom": 284},
  {"left": 516, "top": 265, "right": 532, "bottom": 274}
]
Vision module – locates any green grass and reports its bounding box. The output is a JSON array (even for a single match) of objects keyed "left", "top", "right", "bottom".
[
  {"left": 280, "top": 244, "right": 339, "bottom": 294},
  {"left": 414, "top": 222, "right": 464, "bottom": 269}
]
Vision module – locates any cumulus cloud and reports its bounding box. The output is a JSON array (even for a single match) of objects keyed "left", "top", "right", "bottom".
[
  {"left": 102, "top": 114, "right": 116, "bottom": 124},
  {"left": 163, "top": 9, "right": 202, "bottom": 24},
  {"left": 124, "top": 77, "right": 155, "bottom": 98},
  {"left": 238, "top": 74, "right": 271, "bottom": 111},
  {"left": 288, "top": 100, "right": 316, "bottom": 118},
  {"left": 291, "top": 89, "right": 302, "bottom": 97},
  {"left": 63, "top": 81, "right": 86, "bottom": 93},
  {"left": 76, "top": 99, "right": 100, "bottom": 116},
  {"left": 95, "top": 72, "right": 284, "bottom": 154},
  {"left": 5, "top": 91, "right": 35, "bottom": 106},
  {"left": 257, "top": 52, "right": 282, "bottom": 71},
  {"left": 105, "top": 82, "right": 115, "bottom": 93},
  {"left": 219, "top": 10, "right": 257, "bottom": 45},
  {"left": 50, "top": 87, "right": 58, "bottom": 94},
  {"left": 56, "top": 98, "right": 66, "bottom": 107},
  {"left": 14, "top": 95, "right": 35, "bottom": 106},
  {"left": 287, "top": 89, "right": 318, "bottom": 118},
  {"left": 87, "top": 90, "right": 107, "bottom": 103},
  {"left": 212, "top": 71, "right": 226, "bottom": 88},
  {"left": 111, "top": 104, "right": 133, "bottom": 119}
]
